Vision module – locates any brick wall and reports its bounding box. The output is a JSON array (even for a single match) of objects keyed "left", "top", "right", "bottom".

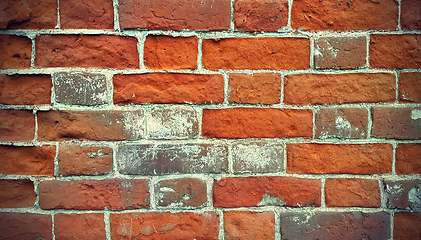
[{"left": 0, "top": 0, "right": 420, "bottom": 239}]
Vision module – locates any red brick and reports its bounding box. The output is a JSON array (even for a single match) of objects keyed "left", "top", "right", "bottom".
[
  {"left": 229, "top": 73, "right": 281, "bottom": 104},
  {"left": 35, "top": 35, "right": 139, "bottom": 68},
  {"left": 53, "top": 72, "right": 107, "bottom": 106},
  {"left": 0, "top": 74, "right": 52, "bottom": 105},
  {"left": 37, "top": 110, "right": 145, "bottom": 141},
  {"left": 399, "top": 72, "right": 421, "bottom": 103},
  {"left": 225, "top": 211, "right": 275, "bottom": 240},
  {"left": 0, "top": 35, "right": 31, "bottom": 69},
  {"left": 155, "top": 178, "right": 207, "bottom": 208},
  {"left": 287, "top": 144, "right": 393, "bottom": 174},
  {"left": 0, "top": 145, "right": 55, "bottom": 176},
  {"left": 291, "top": 0, "right": 398, "bottom": 31},
  {"left": 60, "top": 0, "right": 113, "bottom": 29},
  {"left": 232, "top": 141, "right": 284, "bottom": 173},
  {"left": 147, "top": 106, "right": 199, "bottom": 139},
  {"left": 0, "top": 109, "right": 35, "bottom": 142},
  {"left": 119, "top": 0, "right": 230, "bottom": 30},
  {"left": 0, "top": 0, "right": 57, "bottom": 29},
  {"left": 401, "top": 0, "right": 421, "bottom": 30},
  {"left": 202, "top": 38, "right": 310, "bottom": 70},
  {"left": 281, "top": 211, "right": 390, "bottom": 239},
  {"left": 314, "top": 36, "right": 366, "bottom": 69},
  {"left": 213, "top": 177, "right": 321, "bottom": 208},
  {"left": 59, "top": 144, "right": 113, "bottom": 176},
  {"left": 202, "top": 108, "right": 313, "bottom": 139},
  {"left": 39, "top": 179, "right": 149, "bottom": 210},
  {"left": 325, "top": 178, "right": 380, "bottom": 208},
  {"left": 111, "top": 212, "right": 219, "bottom": 239},
  {"left": 0, "top": 179, "right": 36, "bottom": 208},
  {"left": 394, "top": 212, "right": 421, "bottom": 240},
  {"left": 315, "top": 108, "right": 368, "bottom": 139},
  {"left": 0, "top": 213, "right": 52, "bottom": 240},
  {"left": 234, "top": 0, "right": 288, "bottom": 32},
  {"left": 144, "top": 35, "right": 198, "bottom": 70},
  {"left": 396, "top": 143, "right": 421, "bottom": 175},
  {"left": 113, "top": 73, "right": 224, "bottom": 104},
  {"left": 284, "top": 73, "right": 395, "bottom": 105},
  {"left": 117, "top": 143, "right": 228, "bottom": 175},
  {"left": 370, "top": 34, "right": 421, "bottom": 69},
  {"left": 372, "top": 107, "right": 421, "bottom": 140},
  {"left": 384, "top": 180, "right": 421, "bottom": 211},
  {"left": 55, "top": 213, "right": 105, "bottom": 240}
]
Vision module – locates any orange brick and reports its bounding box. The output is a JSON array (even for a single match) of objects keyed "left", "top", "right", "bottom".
[
  {"left": 0, "top": 35, "right": 32, "bottom": 69},
  {"left": 394, "top": 212, "right": 421, "bottom": 240},
  {"left": 284, "top": 73, "right": 395, "bottom": 105},
  {"left": 60, "top": 0, "right": 113, "bottom": 29},
  {"left": 0, "top": 213, "right": 52, "bottom": 240},
  {"left": 202, "top": 38, "right": 310, "bottom": 70},
  {"left": 396, "top": 143, "right": 421, "bottom": 175},
  {"left": 229, "top": 73, "right": 281, "bottom": 104},
  {"left": 144, "top": 35, "right": 198, "bottom": 70},
  {"left": 325, "top": 178, "right": 380, "bottom": 207},
  {"left": 287, "top": 144, "right": 393, "bottom": 174},
  {"left": 0, "top": 74, "right": 52, "bottom": 105},
  {"left": 0, "top": 145, "right": 55, "bottom": 176},
  {"left": 213, "top": 177, "right": 321, "bottom": 208},
  {"left": 0, "top": 109, "right": 35, "bottom": 142},
  {"left": 370, "top": 34, "right": 421, "bottom": 69},
  {"left": 55, "top": 213, "right": 105, "bottom": 239},
  {"left": 202, "top": 108, "right": 313, "bottom": 139},
  {"left": 399, "top": 72, "right": 421, "bottom": 103},
  {"left": 0, "top": 179, "right": 36, "bottom": 208},
  {"left": 225, "top": 211, "right": 275, "bottom": 240}
]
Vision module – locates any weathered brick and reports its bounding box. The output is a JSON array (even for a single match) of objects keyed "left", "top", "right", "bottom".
[
  {"left": 119, "top": 0, "right": 230, "bottom": 30},
  {"left": 225, "top": 211, "right": 275, "bottom": 240},
  {"left": 55, "top": 213, "right": 106, "bottom": 240},
  {"left": 0, "top": 0, "right": 57, "bottom": 29},
  {"left": 396, "top": 143, "right": 421, "bottom": 175},
  {"left": 234, "top": 0, "right": 288, "bottom": 32},
  {"left": 394, "top": 212, "right": 421, "bottom": 240},
  {"left": 213, "top": 177, "right": 321, "bottom": 208},
  {"left": 0, "top": 74, "right": 52, "bottom": 105},
  {"left": 53, "top": 72, "right": 108, "bottom": 106},
  {"left": 37, "top": 110, "right": 145, "bottom": 141},
  {"left": 0, "top": 109, "right": 35, "bottom": 142},
  {"left": 39, "top": 179, "right": 149, "bottom": 210},
  {"left": 147, "top": 106, "right": 199, "bottom": 139},
  {"left": 0, "top": 179, "right": 36, "bottom": 208},
  {"left": 401, "top": 0, "right": 421, "bottom": 30},
  {"left": 113, "top": 73, "right": 224, "bottom": 104},
  {"left": 60, "top": 0, "right": 113, "bottom": 29},
  {"left": 202, "top": 108, "right": 313, "bottom": 139},
  {"left": 0, "top": 213, "right": 52, "bottom": 240},
  {"left": 232, "top": 141, "right": 283, "bottom": 173},
  {"left": 370, "top": 34, "right": 421, "bottom": 69},
  {"left": 284, "top": 73, "right": 395, "bottom": 105},
  {"left": 117, "top": 143, "right": 228, "bottom": 175},
  {"left": 35, "top": 35, "right": 139, "bottom": 68},
  {"left": 314, "top": 36, "right": 366, "bottom": 69},
  {"left": 155, "top": 178, "right": 207, "bottom": 208},
  {"left": 371, "top": 107, "right": 421, "bottom": 139},
  {"left": 287, "top": 144, "right": 393, "bottom": 174},
  {"left": 399, "top": 72, "right": 421, "bottom": 103},
  {"left": 144, "top": 35, "right": 198, "bottom": 70},
  {"left": 325, "top": 178, "right": 380, "bottom": 208},
  {"left": 291, "top": 0, "right": 398, "bottom": 31},
  {"left": 0, "top": 35, "right": 31, "bottom": 69},
  {"left": 59, "top": 144, "right": 113, "bottom": 176},
  {"left": 111, "top": 212, "right": 219, "bottom": 239},
  {"left": 0, "top": 145, "right": 55, "bottom": 176},
  {"left": 384, "top": 180, "right": 421, "bottom": 212},
  {"left": 202, "top": 38, "right": 310, "bottom": 70},
  {"left": 315, "top": 108, "right": 368, "bottom": 139},
  {"left": 229, "top": 73, "right": 281, "bottom": 104},
  {"left": 280, "top": 211, "right": 390, "bottom": 240}
]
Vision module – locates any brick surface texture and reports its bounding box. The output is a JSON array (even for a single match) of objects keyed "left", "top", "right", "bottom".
[{"left": 1, "top": 0, "right": 420, "bottom": 239}]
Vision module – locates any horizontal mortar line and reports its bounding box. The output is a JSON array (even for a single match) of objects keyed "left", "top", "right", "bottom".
[
  {"left": 3, "top": 138, "right": 421, "bottom": 147},
  {"left": 215, "top": 206, "right": 394, "bottom": 213},
  {"left": 1, "top": 29, "right": 420, "bottom": 38}
]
